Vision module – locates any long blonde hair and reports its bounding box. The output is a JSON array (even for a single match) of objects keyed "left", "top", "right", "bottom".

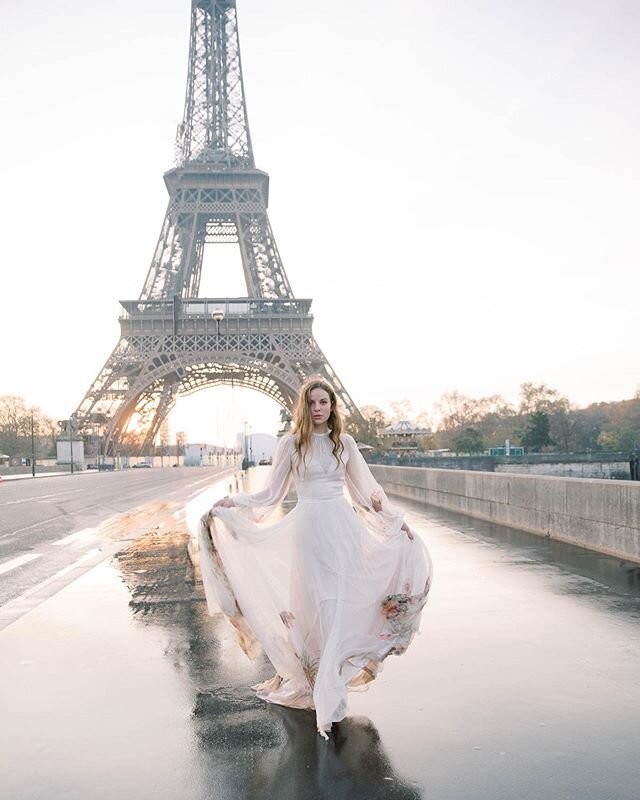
[{"left": 292, "top": 377, "right": 344, "bottom": 473}]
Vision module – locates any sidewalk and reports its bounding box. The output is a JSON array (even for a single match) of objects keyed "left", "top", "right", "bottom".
[{"left": 0, "top": 470, "right": 92, "bottom": 482}]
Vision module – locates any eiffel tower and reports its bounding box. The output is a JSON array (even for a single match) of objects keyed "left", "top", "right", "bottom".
[{"left": 73, "top": 0, "right": 361, "bottom": 455}]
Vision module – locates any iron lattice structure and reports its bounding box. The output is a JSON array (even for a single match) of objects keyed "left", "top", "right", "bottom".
[{"left": 73, "top": 0, "right": 361, "bottom": 454}]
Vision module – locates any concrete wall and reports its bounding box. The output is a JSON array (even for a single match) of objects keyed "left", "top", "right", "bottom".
[
  {"left": 371, "top": 465, "right": 640, "bottom": 564},
  {"left": 0, "top": 465, "right": 78, "bottom": 477},
  {"left": 370, "top": 454, "right": 632, "bottom": 480},
  {"left": 494, "top": 461, "right": 629, "bottom": 479}
]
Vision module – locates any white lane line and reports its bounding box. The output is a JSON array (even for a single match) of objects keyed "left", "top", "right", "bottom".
[
  {"left": 0, "top": 489, "right": 86, "bottom": 506},
  {"left": 0, "top": 502, "right": 120, "bottom": 541},
  {"left": 0, "top": 547, "right": 110, "bottom": 631},
  {"left": 0, "top": 553, "right": 42, "bottom": 576},
  {"left": 0, "top": 513, "right": 69, "bottom": 541},
  {"left": 52, "top": 528, "right": 98, "bottom": 546},
  {"left": 0, "top": 469, "right": 232, "bottom": 541},
  {"left": 6, "top": 548, "right": 104, "bottom": 604}
]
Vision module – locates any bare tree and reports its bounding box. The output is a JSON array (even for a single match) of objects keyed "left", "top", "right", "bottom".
[
  {"left": 518, "top": 382, "right": 566, "bottom": 415},
  {"left": 388, "top": 399, "right": 413, "bottom": 423},
  {"left": 349, "top": 405, "right": 388, "bottom": 446},
  {"left": 0, "top": 396, "right": 57, "bottom": 457},
  {"left": 435, "top": 391, "right": 502, "bottom": 431}
]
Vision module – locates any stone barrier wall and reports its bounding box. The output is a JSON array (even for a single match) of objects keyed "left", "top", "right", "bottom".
[
  {"left": 369, "top": 454, "right": 631, "bottom": 480},
  {"left": 494, "top": 461, "right": 629, "bottom": 479},
  {"left": 0, "top": 465, "right": 75, "bottom": 477},
  {"left": 371, "top": 465, "right": 640, "bottom": 564}
]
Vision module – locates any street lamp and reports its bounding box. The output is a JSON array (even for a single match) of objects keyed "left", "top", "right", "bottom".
[
  {"left": 212, "top": 308, "right": 225, "bottom": 336},
  {"left": 242, "top": 419, "right": 249, "bottom": 471},
  {"left": 68, "top": 414, "right": 74, "bottom": 475},
  {"left": 30, "top": 411, "right": 36, "bottom": 478}
]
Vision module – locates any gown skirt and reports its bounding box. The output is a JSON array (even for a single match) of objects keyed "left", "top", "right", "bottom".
[{"left": 197, "top": 431, "right": 433, "bottom": 738}]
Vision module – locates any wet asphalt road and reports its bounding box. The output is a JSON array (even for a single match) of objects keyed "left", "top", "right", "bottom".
[
  {"left": 1, "top": 471, "right": 640, "bottom": 799},
  {"left": 0, "top": 467, "right": 236, "bottom": 607}
]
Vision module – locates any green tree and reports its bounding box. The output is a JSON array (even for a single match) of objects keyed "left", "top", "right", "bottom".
[
  {"left": 521, "top": 411, "right": 554, "bottom": 452},
  {"left": 550, "top": 402, "right": 579, "bottom": 452},
  {"left": 597, "top": 424, "right": 638, "bottom": 452},
  {"left": 452, "top": 427, "right": 484, "bottom": 454}
]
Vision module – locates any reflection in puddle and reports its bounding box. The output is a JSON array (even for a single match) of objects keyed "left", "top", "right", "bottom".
[
  {"left": 113, "top": 513, "right": 423, "bottom": 799},
  {"left": 244, "top": 706, "right": 422, "bottom": 800},
  {"left": 406, "top": 500, "right": 640, "bottom": 611}
]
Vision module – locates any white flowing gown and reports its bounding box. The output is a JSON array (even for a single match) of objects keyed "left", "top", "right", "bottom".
[{"left": 198, "top": 431, "right": 433, "bottom": 738}]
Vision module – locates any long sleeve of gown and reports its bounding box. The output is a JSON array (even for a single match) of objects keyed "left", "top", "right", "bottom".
[
  {"left": 232, "top": 434, "right": 293, "bottom": 511},
  {"left": 343, "top": 434, "right": 405, "bottom": 539}
]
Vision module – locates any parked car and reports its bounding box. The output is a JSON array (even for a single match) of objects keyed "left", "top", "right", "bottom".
[{"left": 132, "top": 462, "right": 152, "bottom": 469}]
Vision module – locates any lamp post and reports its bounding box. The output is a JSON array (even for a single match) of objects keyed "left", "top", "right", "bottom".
[
  {"left": 30, "top": 412, "right": 36, "bottom": 478},
  {"left": 242, "top": 419, "right": 249, "bottom": 471},
  {"left": 69, "top": 414, "right": 74, "bottom": 475},
  {"left": 212, "top": 308, "right": 225, "bottom": 335}
]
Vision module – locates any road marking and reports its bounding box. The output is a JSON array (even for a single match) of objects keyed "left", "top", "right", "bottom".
[
  {"left": 5, "top": 549, "right": 104, "bottom": 604},
  {"left": 0, "top": 469, "right": 234, "bottom": 541},
  {"left": 52, "top": 528, "right": 98, "bottom": 546},
  {"left": 0, "top": 489, "right": 86, "bottom": 506},
  {"left": 0, "top": 501, "right": 119, "bottom": 541},
  {"left": 0, "top": 513, "right": 69, "bottom": 540},
  {"left": 0, "top": 546, "right": 119, "bottom": 633},
  {"left": 0, "top": 553, "right": 42, "bottom": 576}
]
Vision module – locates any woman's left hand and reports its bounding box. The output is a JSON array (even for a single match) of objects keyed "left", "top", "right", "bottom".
[{"left": 401, "top": 522, "right": 414, "bottom": 540}]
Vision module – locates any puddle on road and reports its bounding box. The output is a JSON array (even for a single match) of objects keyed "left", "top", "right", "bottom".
[
  {"left": 108, "top": 492, "right": 424, "bottom": 799},
  {"left": 401, "top": 500, "right": 640, "bottom": 617},
  {"left": 6, "top": 474, "right": 639, "bottom": 800}
]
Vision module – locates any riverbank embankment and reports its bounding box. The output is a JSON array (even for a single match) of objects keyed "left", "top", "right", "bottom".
[{"left": 371, "top": 465, "right": 640, "bottom": 564}]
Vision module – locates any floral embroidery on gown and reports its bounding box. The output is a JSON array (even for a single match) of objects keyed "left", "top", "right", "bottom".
[{"left": 198, "top": 431, "right": 433, "bottom": 738}]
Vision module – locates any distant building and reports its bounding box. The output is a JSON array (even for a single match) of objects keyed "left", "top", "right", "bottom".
[
  {"left": 55, "top": 436, "right": 85, "bottom": 467},
  {"left": 380, "top": 420, "right": 431, "bottom": 452},
  {"left": 184, "top": 442, "right": 241, "bottom": 467}
]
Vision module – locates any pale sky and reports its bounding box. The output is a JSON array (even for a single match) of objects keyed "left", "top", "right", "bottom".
[{"left": 1, "top": 0, "right": 638, "bottom": 445}]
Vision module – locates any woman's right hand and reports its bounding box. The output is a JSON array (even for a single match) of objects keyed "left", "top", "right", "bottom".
[{"left": 212, "top": 496, "right": 235, "bottom": 510}]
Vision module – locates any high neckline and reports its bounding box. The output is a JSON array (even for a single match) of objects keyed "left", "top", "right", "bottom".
[{"left": 312, "top": 430, "right": 331, "bottom": 436}]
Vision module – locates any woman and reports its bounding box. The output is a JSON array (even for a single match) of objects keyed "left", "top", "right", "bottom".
[{"left": 198, "top": 378, "right": 433, "bottom": 739}]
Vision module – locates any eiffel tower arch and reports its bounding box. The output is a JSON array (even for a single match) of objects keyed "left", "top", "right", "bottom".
[{"left": 73, "top": 0, "right": 361, "bottom": 455}]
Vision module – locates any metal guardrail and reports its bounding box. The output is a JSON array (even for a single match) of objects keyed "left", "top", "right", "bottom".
[
  {"left": 120, "top": 298, "right": 312, "bottom": 319},
  {"left": 370, "top": 451, "right": 630, "bottom": 465},
  {"left": 368, "top": 451, "right": 632, "bottom": 471}
]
